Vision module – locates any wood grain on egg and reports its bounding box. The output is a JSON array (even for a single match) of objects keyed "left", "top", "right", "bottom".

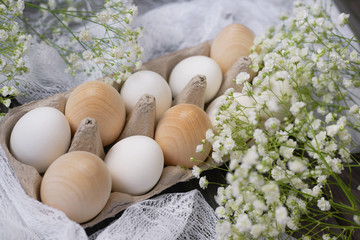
[
  {"left": 40, "top": 151, "right": 111, "bottom": 224},
  {"left": 65, "top": 81, "right": 126, "bottom": 146},
  {"left": 155, "top": 104, "right": 212, "bottom": 168},
  {"left": 210, "top": 23, "right": 255, "bottom": 73}
]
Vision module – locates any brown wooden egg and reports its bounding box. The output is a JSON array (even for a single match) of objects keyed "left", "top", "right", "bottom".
[
  {"left": 155, "top": 104, "right": 212, "bottom": 168},
  {"left": 210, "top": 23, "right": 255, "bottom": 73},
  {"left": 40, "top": 151, "right": 111, "bottom": 223},
  {"left": 65, "top": 81, "right": 126, "bottom": 146}
]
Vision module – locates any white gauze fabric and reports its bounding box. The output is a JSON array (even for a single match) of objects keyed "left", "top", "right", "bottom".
[
  {"left": 0, "top": 142, "right": 218, "bottom": 239},
  {"left": 91, "top": 190, "right": 219, "bottom": 240},
  {"left": 0, "top": 146, "right": 88, "bottom": 240}
]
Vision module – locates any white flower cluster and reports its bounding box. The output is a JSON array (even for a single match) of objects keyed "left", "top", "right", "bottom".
[
  {"left": 62, "top": 0, "right": 144, "bottom": 83},
  {"left": 27, "top": 0, "right": 143, "bottom": 84},
  {"left": 1, "top": 86, "right": 20, "bottom": 107},
  {"left": 194, "top": 1, "right": 360, "bottom": 239},
  {"left": 79, "top": 0, "right": 143, "bottom": 83},
  {"left": 0, "top": 0, "right": 30, "bottom": 114}
]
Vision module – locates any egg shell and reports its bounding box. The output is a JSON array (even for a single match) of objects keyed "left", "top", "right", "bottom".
[
  {"left": 104, "top": 135, "right": 164, "bottom": 195},
  {"left": 65, "top": 81, "right": 126, "bottom": 146},
  {"left": 169, "top": 56, "right": 222, "bottom": 103},
  {"left": 206, "top": 93, "right": 254, "bottom": 125},
  {"left": 10, "top": 106, "right": 71, "bottom": 173},
  {"left": 40, "top": 151, "right": 112, "bottom": 223},
  {"left": 120, "top": 70, "right": 172, "bottom": 121},
  {"left": 210, "top": 24, "right": 255, "bottom": 73},
  {"left": 206, "top": 95, "right": 226, "bottom": 124},
  {"left": 155, "top": 104, "right": 212, "bottom": 168}
]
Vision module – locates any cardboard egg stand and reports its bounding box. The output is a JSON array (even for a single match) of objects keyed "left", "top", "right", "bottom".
[{"left": 0, "top": 40, "right": 254, "bottom": 228}]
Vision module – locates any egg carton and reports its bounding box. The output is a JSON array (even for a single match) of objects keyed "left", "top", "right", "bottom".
[{"left": 0, "top": 39, "right": 253, "bottom": 228}]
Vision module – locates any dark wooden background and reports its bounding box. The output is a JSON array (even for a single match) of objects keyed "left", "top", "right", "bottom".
[{"left": 85, "top": 0, "right": 360, "bottom": 237}]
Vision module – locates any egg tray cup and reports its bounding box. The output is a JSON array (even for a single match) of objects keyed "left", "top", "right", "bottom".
[{"left": 0, "top": 40, "right": 245, "bottom": 228}]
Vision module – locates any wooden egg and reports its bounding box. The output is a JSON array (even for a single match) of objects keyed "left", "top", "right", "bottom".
[
  {"left": 210, "top": 24, "right": 255, "bottom": 73},
  {"left": 155, "top": 104, "right": 212, "bottom": 168},
  {"left": 65, "top": 81, "right": 126, "bottom": 146},
  {"left": 40, "top": 151, "right": 112, "bottom": 223}
]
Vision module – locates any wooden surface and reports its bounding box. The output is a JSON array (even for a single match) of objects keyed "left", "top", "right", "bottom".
[{"left": 85, "top": 1, "right": 360, "bottom": 237}]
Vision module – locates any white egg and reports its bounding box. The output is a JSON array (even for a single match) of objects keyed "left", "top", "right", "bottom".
[
  {"left": 120, "top": 70, "right": 172, "bottom": 121},
  {"left": 206, "top": 95, "right": 226, "bottom": 124},
  {"left": 10, "top": 107, "right": 71, "bottom": 173},
  {"left": 206, "top": 93, "right": 254, "bottom": 125},
  {"left": 169, "top": 56, "right": 222, "bottom": 103},
  {"left": 104, "top": 135, "right": 164, "bottom": 195}
]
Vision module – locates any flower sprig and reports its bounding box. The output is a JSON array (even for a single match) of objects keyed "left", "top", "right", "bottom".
[
  {"left": 24, "top": 0, "right": 143, "bottom": 82},
  {"left": 194, "top": 1, "right": 360, "bottom": 239},
  {"left": 0, "top": 0, "right": 30, "bottom": 114},
  {"left": 0, "top": 0, "right": 143, "bottom": 118}
]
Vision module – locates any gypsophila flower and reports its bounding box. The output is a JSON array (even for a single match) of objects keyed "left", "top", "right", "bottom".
[
  {"left": 216, "top": 221, "right": 232, "bottom": 238},
  {"left": 1, "top": 0, "right": 143, "bottom": 119},
  {"left": 235, "top": 214, "right": 252, "bottom": 233},
  {"left": 317, "top": 197, "right": 331, "bottom": 211},
  {"left": 79, "top": 29, "right": 92, "bottom": 42},
  {"left": 288, "top": 158, "right": 307, "bottom": 173},
  {"left": 94, "top": 57, "right": 105, "bottom": 65},
  {"left": 350, "top": 104, "right": 359, "bottom": 115},
  {"left": 242, "top": 146, "right": 259, "bottom": 168},
  {"left": 17, "top": 0, "right": 25, "bottom": 12},
  {"left": 279, "top": 139, "right": 297, "bottom": 159},
  {"left": 337, "top": 13, "right": 350, "bottom": 26},
  {"left": 197, "top": 1, "right": 360, "bottom": 239},
  {"left": 135, "top": 61, "right": 142, "bottom": 69},
  {"left": 2, "top": 99, "right": 11, "bottom": 108},
  {"left": 290, "top": 102, "right": 306, "bottom": 116},
  {"left": 215, "top": 206, "right": 227, "bottom": 218},
  {"left": 253, "top": 129, "right": 268, "bottom": 145},
  {"left": 262, "top": 181, "right": 280, "bottom": 204},
  {"left": 97, "top": 9, "right": 111, "bottom": 23},
  {"left": 192, "top": 165, "right": 201, "bottom": 178},
  {"left": 247, "top": 110, "right": 258, "bottom": 125},
  {"left": 196, "top": 144, "right": 204, "bottom": 153},
  {"left": 236, "top": 72, "right": 250, "bottom": 85},
  {"left": 68, "top": 53, "right": 79, "bottom": 63},
  {"left": 199, "top": 176, "right": 208, "bottom": 189},
  {"left": 350, "top": 50, "right": 359, "bottom": 61},
  {"left": 275, "top": 206, "right": 289, "bottom": 225},
  {"left": 82, "top": 50, "right": 93, "bottom": 60},
  {"left": 354, "top": 215, "right": 360, "bottom": 225},
  {"left": 322, "top": 234, "right": 331, "bottom": 240},
  {"left": 206, "top": 129, "right": 215, "bottom": 141},
  {"left": 0, "top": 30, "right": 8, "bottom": 41},
  {"left": 264, "top": 117, "right": 280, "bottom": 134},
  {"left": 112, "top": 46, "right": 124, "bottom": 59},
  {"left": 311, "top": 119, "right": 321, "bottom": 131},
  {"left": 311, "top": 4, "right": 321, "bottom": 16},
  {"left": 48, "top": 0, "right": 56, "bottom": 10},
  {"left": 326, "top": 125, "right": 339, "bottom": 137},
  {"left": 250, "top": 224, "right": 266, "bottom": 238},
  {"left": 343, "top": 78, "right": 353, "bottom": 88},
  {"left": 325, "top": 113, "right": 335, "bottom": 123},
  {"left": 296, "top": 7, "right": 308, "bottom": 22}
]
